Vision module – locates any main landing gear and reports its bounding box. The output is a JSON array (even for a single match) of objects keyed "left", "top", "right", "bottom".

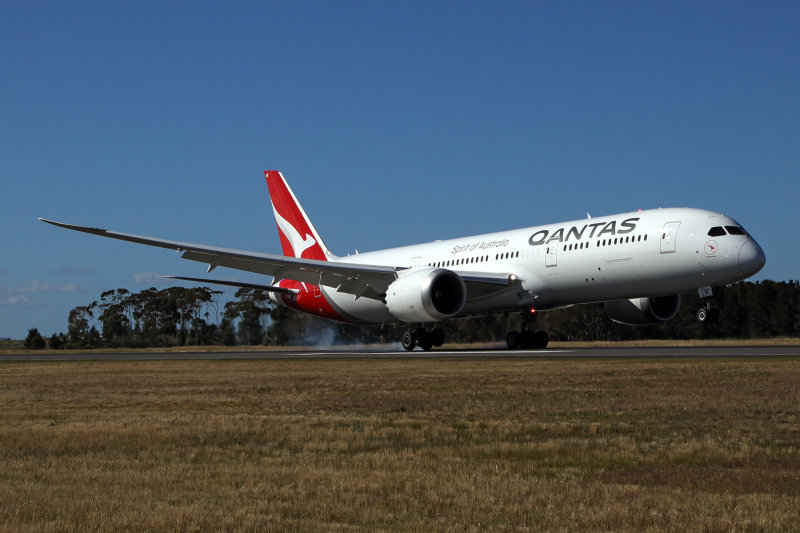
[
  {"left": 401, "top": 327, "right": 446, "bottom": 351},
  {"left": 506, "top": 309, "right": 549, "bottom": 349}
]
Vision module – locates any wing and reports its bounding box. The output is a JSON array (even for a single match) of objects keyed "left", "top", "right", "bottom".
[
  {"left": 39, "top": 218, "right": 513, "bottom": 301},
  {"left": 39, "top": 218, "right": 401, "bottom": 299}
]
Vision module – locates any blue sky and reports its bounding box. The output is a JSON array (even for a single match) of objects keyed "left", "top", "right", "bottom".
[{"left": 1, "top": 1, "right": 797, "bottom": 339}]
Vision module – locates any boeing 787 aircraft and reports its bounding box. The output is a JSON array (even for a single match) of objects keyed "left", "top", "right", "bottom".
[{"left": 40, "top": 171, "right": 765, "bottom": 350}]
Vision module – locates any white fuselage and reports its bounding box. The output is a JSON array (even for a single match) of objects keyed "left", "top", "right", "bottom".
[{"left": 319, "top": 207, "right": 765, "bottom": 324}]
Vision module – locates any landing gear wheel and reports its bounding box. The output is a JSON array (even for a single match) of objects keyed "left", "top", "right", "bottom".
[
  {"left": 519, "top": 331, "right": 534, "bottom": 349},
  {"left": 431, "top": 328, "right": 445, "bottom": 347},
  {"left": 418, "top": 334, "right": 433, "bottom": 351},
  {"left": 401, "top": 331, "right": 415, "bottom": 351},
  {"left": 506, "top": 331, "right": 521, "bottom": 349},
  {"left": 534, "top": 330, "right": 549, "bottom": 349},
  {"left": 697, "top": 308, "right": 708, "bottom": 323}
]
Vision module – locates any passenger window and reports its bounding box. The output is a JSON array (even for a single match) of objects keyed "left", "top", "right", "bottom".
[{"left": 707, "top": 226, "right": 726, "bottom": 237}]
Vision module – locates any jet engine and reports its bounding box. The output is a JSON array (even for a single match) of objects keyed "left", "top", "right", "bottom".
[
  {"left": 385, "top": 268, "right": 467, "bottom": 322},
  {"left": 602, "top": 295, "right": 681, "bottom": 326}
]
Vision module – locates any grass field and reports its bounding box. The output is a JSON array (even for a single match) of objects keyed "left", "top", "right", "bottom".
[{"left": 1, "top": 356, "right": 799, "bottom": 531}]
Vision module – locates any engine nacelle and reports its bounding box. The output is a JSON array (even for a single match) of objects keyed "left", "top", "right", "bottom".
[
  {"left": 603, "top": 295, "right": 681, "bottom": 326},
  {"left": 385, "top": 268, "right": 466, "bottom": 323}
]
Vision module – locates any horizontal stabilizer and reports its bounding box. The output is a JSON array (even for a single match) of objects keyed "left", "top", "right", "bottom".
[{"left": 163, "top": 275, "right": 299, "bottom": 295}]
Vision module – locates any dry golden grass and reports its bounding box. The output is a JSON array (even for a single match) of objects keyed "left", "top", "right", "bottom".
[{"left": 1, "top": 357, "right": 799, "bottom": 531}]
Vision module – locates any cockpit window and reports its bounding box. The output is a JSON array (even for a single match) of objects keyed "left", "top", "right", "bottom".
[
  {"left": 725, "top": 226, "right": 747, "bottom": 236},
  {"left": 707, "top": 226, "right": 726, "bottom": 237}
]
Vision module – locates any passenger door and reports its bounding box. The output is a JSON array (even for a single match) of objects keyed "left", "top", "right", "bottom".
[
  {"left": 546, "top": 243, "right": 558, "bottom": 267},
  {"left": 660, "top": 222, "right": 681, "bottom": 253}
]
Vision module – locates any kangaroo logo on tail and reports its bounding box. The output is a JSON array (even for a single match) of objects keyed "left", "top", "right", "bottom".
[
  {"left": 265, "top": 170, "right": 334, "bottom": 261},
  {"left": 272, "top": 207, "right": 316, "bottom": 258}
]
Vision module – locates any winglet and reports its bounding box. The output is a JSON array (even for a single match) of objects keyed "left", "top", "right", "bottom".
[
  {"left": 264, "top": 170, "right": 336, "bottom": 261},
  {"left": 39, "top": 217, "right": 110, "bottom": 235}
]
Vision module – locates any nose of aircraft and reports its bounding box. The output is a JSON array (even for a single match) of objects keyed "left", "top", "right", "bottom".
[{"left": 739, "top": 240, "right": 766, "bottom": 277}]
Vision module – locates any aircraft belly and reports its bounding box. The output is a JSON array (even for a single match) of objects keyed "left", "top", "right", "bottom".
[
  {"left": 530, "top": 253, "right": 694, "bottom": 306},
  {"left": 323, "top": 287, "right": 394, "bottom": 324},
  {"left": 638, "top": 253, "right": 706, "bottom": 293},
  {"left": 461, "top": 288, "right": 532, "bottom": 315}
]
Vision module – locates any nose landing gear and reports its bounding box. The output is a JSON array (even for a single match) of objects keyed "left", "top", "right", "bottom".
[
  {"left": 696, "top": 302, "right": 719, "bottom": 323},
  {"left": 696, "top": 286, "right": 719, "bottom": 323}
]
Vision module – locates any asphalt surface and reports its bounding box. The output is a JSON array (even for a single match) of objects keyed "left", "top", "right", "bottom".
[{"left": 1, "top": 345, "right": 799, "bottom": 361}]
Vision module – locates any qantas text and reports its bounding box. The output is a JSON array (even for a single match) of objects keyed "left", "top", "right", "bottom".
[{"left": 528, "top": 218, "right": 640, "bottom": 247}]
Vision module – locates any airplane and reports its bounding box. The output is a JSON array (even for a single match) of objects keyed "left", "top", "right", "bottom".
[{"left": 40, "top": 170, "right": 766, "bottom": 350}]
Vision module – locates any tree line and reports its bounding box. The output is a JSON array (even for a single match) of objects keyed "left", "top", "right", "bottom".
[{"left": 24, "top": 280, "right": 800, "bottom": 349}]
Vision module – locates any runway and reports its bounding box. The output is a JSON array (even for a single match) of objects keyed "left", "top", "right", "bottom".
[{"left": 2, "top": 345, "right": 799, "bottom": 361}]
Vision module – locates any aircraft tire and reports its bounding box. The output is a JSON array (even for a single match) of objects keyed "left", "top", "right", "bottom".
[
  {"left": 431, "top": 328, "right": 445, "bottom": 347},
  {"left": 697, "top": 308, "right": 708, "bottom": 323},
  {"left": 506, "top": 331, "right": 521, "bottom": 349},
  {"left": 534, "top": 331, "right": 549, "bottom": 349},
  {"left": 401, "top": 331, "right": 415, "bottom": 351},
  {"left": 419, "top": 335, "right": 433, "bottom": 351},
  {"left": 519, "top": 331, "right": 534, "bottom": 349}
]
